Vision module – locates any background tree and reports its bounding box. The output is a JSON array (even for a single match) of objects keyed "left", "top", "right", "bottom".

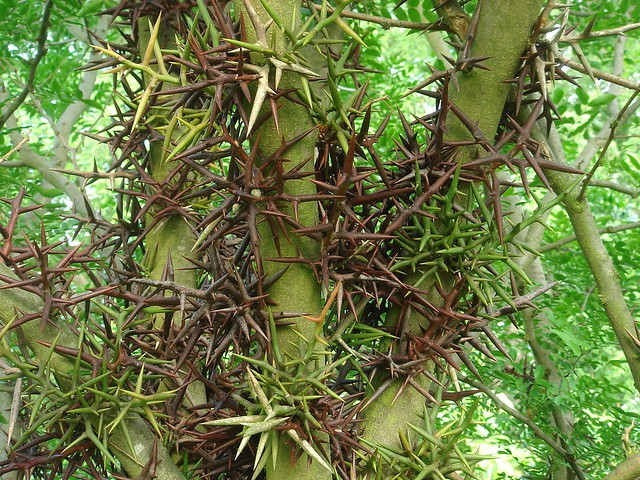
[{"left": 1, "top": 1, "right": 640, "bottom": 479}]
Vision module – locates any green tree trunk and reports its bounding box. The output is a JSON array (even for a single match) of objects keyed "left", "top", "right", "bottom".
[
  {"left": 360, "top": 0, "right": 544, "bottom": 458},
  {"left": 238, "top": 2, "right": 328, "bottom": 479}
]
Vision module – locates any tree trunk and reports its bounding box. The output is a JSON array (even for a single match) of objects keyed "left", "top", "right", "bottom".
[
  {"left": 238, "top": 2, "right": 328, "bottom": 479},
  {"left": 360, "top": 0, "right": 544, "bottom": 457}
]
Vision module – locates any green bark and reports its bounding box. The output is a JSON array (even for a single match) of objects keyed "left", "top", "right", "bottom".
[
  {"left": 138, "top": 16, "right": 207, "bottom": 409},
  {"left": 0, "top": 380, "right": 17, "bottom": 480},
  {"left": 238, "top": 2, "right": 327, "bottom": 479},
  {"left": 539, "top": 125, "right": 640, "bottom": 395},
  {"left": 360, "top": 0, "right": 544, "bottom": 458},
  {"left": 447, "top": 0, "right": 542, "bottom": 144}
]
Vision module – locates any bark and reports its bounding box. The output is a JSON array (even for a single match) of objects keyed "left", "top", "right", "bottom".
[
  {"left": 603, "top": 455, "right": 640, "bottom": 480},
  {"left": 238, "top": 2, "right": 327, "bottom": 479},
  {"left": 360, "top": 0, "right": 544, "bottom": 456},
  {"left": 137, "top": 18, "right": 207, "bottom": 409}
]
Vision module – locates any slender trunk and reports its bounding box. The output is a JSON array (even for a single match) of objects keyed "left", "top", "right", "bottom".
[
  {"left": 360, "top": 0, "right": 544, "bottom": 456},
  {"left": 519, "top": 225, "right": 575, "bottom": 480},
  {"left": 0, "top": 381, "right": 18, "bottom": 480},
  {"left": 238, "top": 2, "right": 328, "bottom": 479},
  {"left": 536, "top": 124, "right": 640, "bottom": 395}
]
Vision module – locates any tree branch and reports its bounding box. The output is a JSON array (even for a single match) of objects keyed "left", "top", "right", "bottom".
[
  {"left": 0, "top": 15, "right": 113, "bottom": 221},
  {"left": 558, "top": 55, "right": 640, "bottom": 91},
  {"left": 360, "top": 0, "right": 545, "bottom": 456},
  {"left": 0, "top": 0, "right": 53, "bottom": 130},
  {"left": 579, "top": 90, "right": 640, "bottom": 200},
  {"left": 3, "top": 114, "right": 89, "bottom": 217},
  {"left": 589, "top": 179, "right": 640, "bottom": 197},
  {"left": 538, "top": 122, "right": 640, "bottom": 395},
  {"left": 462, "top": 376, "right": 585, "bottom": 480},
  {"left": 311, "top": 3, "right": 443, "bottom": 31},
  {"left": 0, "top": 366, "right": 19, "bottom": 480},
  {"left": 560, "top": 22, "right": 640, "bottom": 42},
  {"left": 503, "top": 188, "right": 577, "bottom": 480},
  {"left": 540, "top": 221, "right": 640, "bottom": 252},
  {"left": 603, "top": 455, "right": 640, "bottom": 480}
]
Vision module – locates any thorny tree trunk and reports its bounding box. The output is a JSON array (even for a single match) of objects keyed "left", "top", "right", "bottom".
[
  {"left": 360, "top": 0, "right": 544, "bottom": 457},
  {"left": 0, "top": 263, "right": 185, "bottom": 480},
  {"left": 3, "top": 1, "right": 640, "bottom": 479},
  {"left": 238, "top": 1, "right": 327, "bottom": 479}
]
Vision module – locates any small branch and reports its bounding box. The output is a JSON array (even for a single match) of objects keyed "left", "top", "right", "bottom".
[
  {"left": 540, "top": 221, "right": 640, "bottom": 252},
  {"left": 0, "top": 384, "right": 15, "bottom": 476},
  {"left": 580, "top": 285, "right": 595, "bottom": 312},
  {"left": 0, "top": 0, "right": 53, "bottom": 130},
  {"left": 3, "top": 114, "right": 89, "bottom": 218},
  {"left": 560, "top": 22, "right": 640, "bottom": 42},
  {"left": 0, "top": 137, "right": 28, "bottom": 164},
  {"left": 50, "top": 15, "right": 111, "bottom": 169},
  {"left": 573, "top": 39, "right": 640, "bottom": 172},
  {"left": 311, "top": 3, "right": 443, "bottom": 31},
  {"left": 505, "top": 195, "right": 577, "bottom": 479},
  {"left": 489, "top": 282, "right": 557, "bottom": 317},
  {"left": 558, "top": 55, "right": 640, "bottom": 91},
  {"left": 589, "top": 179, "right": 639, "bottom": 197},
  {"left": 579, "top": 91, "right": 640, "bottom": 200},
  {"left": 462, "top": 376, "right": 586, "bottom": 480}
]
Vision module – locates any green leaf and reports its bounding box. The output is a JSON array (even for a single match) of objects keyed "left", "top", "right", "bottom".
[
  {"left": 590, "top": 93, "right": 617, "bottom": 107},
  {"left": 408, "top": 8, "right": 422, "bottom": 23}
]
